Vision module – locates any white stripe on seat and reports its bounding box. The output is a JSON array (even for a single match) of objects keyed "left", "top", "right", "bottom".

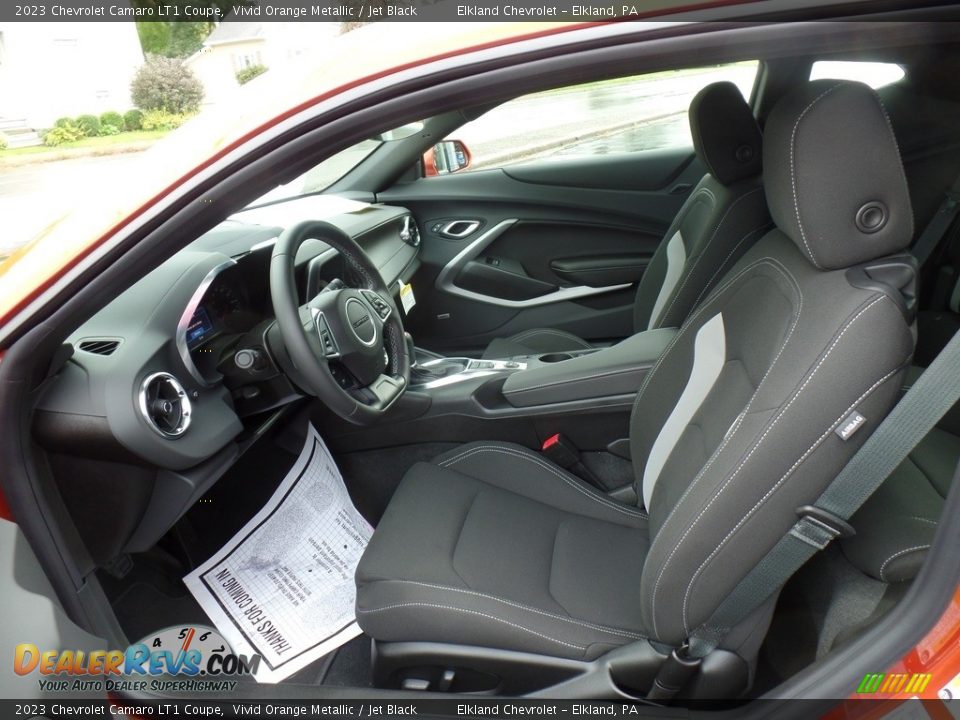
[
  {"left": 648, "top": 231, "right": 687, "bottom": 330},
  {"left": 642, "top": 312, "right": 726, "bottom": 509}
]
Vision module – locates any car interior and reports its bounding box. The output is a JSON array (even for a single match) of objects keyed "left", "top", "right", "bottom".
[{"left": 9, "top": 18, "right": 960, "bottom": 706}]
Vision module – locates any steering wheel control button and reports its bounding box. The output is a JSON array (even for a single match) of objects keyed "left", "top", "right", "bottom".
[
  {"left": 312, "top": 310, "right": 340, "bottom": 357},
  {"left": 361, "top": 289, "right": 392, "bottom": 320},
  {"left": 346, "top": 297, "right": 377, "bottom": 346}
]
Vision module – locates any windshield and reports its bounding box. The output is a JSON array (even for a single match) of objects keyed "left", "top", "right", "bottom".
[
  {"left": 0, "top": 21, "right": 573, "bottom": 324},
  {"left": 251, "top": 121, "right": 424, "bottom": 206}
]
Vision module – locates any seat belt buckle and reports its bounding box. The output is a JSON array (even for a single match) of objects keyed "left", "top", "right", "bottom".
[
  {"left": 795, "top": 505, "right": 856, "bottom": 542},
  {"left": 541, "top": 433, "right": 580, "bottom": 469},
  {"left": 541, "top": 433, "right": 603, "bottom": 489}
]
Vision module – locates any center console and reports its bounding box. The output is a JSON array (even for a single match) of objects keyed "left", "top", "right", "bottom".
[
  {"left": 409, "top": 327, "right": 677, "bottom": 405},
  {"left": 410, "top": 353, "right": 528, "bottom": 389},
  {"left": 322, "top": 327, "right": 678, "bottom": 456}
]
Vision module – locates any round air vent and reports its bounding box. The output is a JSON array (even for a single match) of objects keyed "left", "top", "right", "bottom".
[
  {"left": 400, "top": 216, "right": 420, "bottom": 247},
  {"left": 138, "top": 372, "right": 192, "bottom": 438}
]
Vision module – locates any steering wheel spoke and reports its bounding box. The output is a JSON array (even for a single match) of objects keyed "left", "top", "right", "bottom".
[{"left": 364, "top": 373, "right": 406, "bottom": 409}]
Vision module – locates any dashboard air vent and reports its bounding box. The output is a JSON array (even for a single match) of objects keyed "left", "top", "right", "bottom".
[
  {"left": 400, "top": 216, "right": 420, "bottom": 248},
  {"left": 78, "top": 338, "right": 120, "bottom": 356},
  {"left": 138, "top": 372, "right": 192, "bottom": 438}
]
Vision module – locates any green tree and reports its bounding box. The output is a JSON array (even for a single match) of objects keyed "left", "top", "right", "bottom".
[
  {"left": 135, "top": 21, "right": 213, "bottom": 58},
  {"left": 131, "top": 56, "right": 204, "bottom": 113},
  {"left": 135, "top": 21, "right": 170, "bottom": 56}
]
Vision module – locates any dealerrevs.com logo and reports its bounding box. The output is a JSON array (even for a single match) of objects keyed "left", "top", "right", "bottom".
[{"left": 14, "top": 625, "right": 260, "bottom": 692}]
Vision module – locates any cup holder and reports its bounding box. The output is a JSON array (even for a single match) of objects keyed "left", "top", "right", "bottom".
[{"left": 539, "top": 353, "right": 573, "bottom": 363}]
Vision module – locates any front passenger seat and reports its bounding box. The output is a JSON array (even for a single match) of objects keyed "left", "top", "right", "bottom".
[
  {"left": 356, "top": 81, "right": 917, "bottom": 696},
  {"left": 483, "top": 81, "right": 771, "bottom": 359}
]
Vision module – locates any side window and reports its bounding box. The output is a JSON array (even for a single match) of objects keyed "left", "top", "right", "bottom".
[
  {"left": 809, "top": 60, "right": 905, "bottom": 89},
  {"left": 431, "top": 61, "right": 758, "bottom": 175}
]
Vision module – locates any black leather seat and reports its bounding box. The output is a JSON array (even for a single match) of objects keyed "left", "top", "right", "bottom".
[
  {"left": 357, "top": 81, "right": 917, "bottom": 694},
  {"left": 482, "top": 81, "right": 771, "bottom": 359}
]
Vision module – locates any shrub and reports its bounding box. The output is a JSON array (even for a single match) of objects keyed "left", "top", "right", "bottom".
[
  {"left": 100, "top": 124, "right": 121, "bottom": 136},
  {"left": 0, "top": 132, "right": 7, "bottom": 151},
  {"left": 123, "top": 109, "right": 144, "bottom": 131},
  {"left": 43, "top": 124, "right": 84, "bottom": 146},
  {"left": 140, "top": 109, "right": 190, "bottom": 132},
  {"left": 99, "top": 111, "right": 124, "bottom": 130},
  {"left": 131, "top": 56, "right": 204, "bottom": 114},
  {"left": 75, "top": 114, "right": 101, "bottom": 137},
  {"left": 236, "top": 64, "right": 267, "bottom": 85},
  {"left": 54, "top": 117, "right": 74, "bottom": 129}
]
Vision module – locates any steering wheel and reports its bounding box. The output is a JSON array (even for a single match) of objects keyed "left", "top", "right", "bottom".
[{"left": 269, "top": 220, "right": 410, "bottom": 424}]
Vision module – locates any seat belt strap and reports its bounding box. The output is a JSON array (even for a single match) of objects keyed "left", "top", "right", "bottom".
[
  {"left": 911, "top": 172, "right": 960, "bottom": 268},
  {"left": 686, "top": 326, "right": 960, "bottom": 660}
]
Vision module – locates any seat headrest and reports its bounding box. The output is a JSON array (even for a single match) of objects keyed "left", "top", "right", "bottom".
[
  {"left": 763, "top": 80, "right": 914, "bottom": 271},
  {"left": 689, "top": 81, "right": 763, "bottom": 186}
]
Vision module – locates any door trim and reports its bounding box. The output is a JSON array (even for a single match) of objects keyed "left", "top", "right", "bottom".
[{"left": 434, "top": 219, "right": 632, "bottom": 308}]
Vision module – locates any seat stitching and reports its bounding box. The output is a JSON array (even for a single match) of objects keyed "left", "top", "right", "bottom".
[
  {"left": 508, "top": 328, "right": 593, "bottom": 349},
  {"left": 503, "top": 367, "right": 644, "bottom": 395},
  {"left": 656, "top": 294, "right": 888, "bottom": 633},
  {"left": 357, "top": 603, "right": 585, "bottom": 650},
  {"left": 879, "top": 545, "right": 931, "bottom": 582},
  {"left": 653, "top": 292, "right": 883, "bottom": 636},
  {"left": 646, "top": 258, "right": 803, "bottom": 637},
  {"left": 789, "top": 83, "right": 845, "bottom": 270},
  {"left": 373, "top": 580, "right": 645, "bottom": 639},
  {"left": 905, "top": 516, "right": 939, "bottom": 526},
  {"left": 690, "top": 224, "right": 773, "bottom": 314},
  {"left": 655, "top": 187, "right": 766, "bottom": 329},
  {"left": 440, "top": 446, "right": 648, "bottom": 519},
  {"left": 681, "top": 362, "right": 902, "bottom": 631},
  {"left": 438, "top": 445, "right": 647, "bottom": 519},
  {"left": 630, "top": 257, "right": 796, "bottom": 445}
]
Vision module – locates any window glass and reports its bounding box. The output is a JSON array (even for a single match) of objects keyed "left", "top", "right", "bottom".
[
  {"left": 438, "top": 61, "right": 759, "bottom": 174},
  {"left": 810, "top": 60, "right": 906, "bottom": 89}
]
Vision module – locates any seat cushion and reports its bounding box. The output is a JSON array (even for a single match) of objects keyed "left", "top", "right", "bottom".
[
  {"left": 842, "top": 425, "right": 959, "bottom": 583},
  {"left": 355, "top": 442, "right": 650, "bottom": 661},
  {"left": 482, "top": 329, "right": 593, "bottom": 360}
]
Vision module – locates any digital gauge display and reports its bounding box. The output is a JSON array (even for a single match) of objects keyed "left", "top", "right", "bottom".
[{"left": 186, "top": 305, "right": 214, "bottom": 347}]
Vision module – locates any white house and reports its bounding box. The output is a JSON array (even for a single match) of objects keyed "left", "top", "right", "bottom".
[
  {"left": 185, "top": 21, "right": 341, "bottom": 108},
  {"left": 0, "top": 22, "right": 144, "bottom": 134}
]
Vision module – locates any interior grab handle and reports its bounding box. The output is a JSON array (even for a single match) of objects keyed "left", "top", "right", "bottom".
[{"left": 440, "top": 220, "right": 481, "bottom": 238}]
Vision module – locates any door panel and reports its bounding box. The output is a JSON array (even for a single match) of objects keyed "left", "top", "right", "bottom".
[{"left": 379, "top": 147, "right": 705, "bottom": 354}]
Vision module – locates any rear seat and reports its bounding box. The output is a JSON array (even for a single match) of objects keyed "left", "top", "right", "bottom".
[{"left": 841, "top": 81, "right": 960, "bottom": 584}]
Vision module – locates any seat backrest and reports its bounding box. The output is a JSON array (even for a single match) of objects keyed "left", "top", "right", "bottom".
[
  {"left": 633, "top": 82, "right": 771, "bottom": 332},
  {"left": 630, "top": 80, "right": 917, "bottom": 646}
]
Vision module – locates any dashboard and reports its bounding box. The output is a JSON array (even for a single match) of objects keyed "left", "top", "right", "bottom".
[{"left": 32, "top": 196, "right": 420, "bottom": 558}]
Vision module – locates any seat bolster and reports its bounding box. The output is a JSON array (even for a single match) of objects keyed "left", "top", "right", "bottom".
[
  {"left": 432, "top": 441, "right": 648, "bottom": 528},
  {"left": 357, "top": 578, "right": 644, "bottom": 661},
  {"left": 482, "top": 329, "right": 593, "bottom": 359}
]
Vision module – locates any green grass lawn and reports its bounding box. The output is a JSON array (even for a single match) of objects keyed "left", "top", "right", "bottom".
[{"left": 0, "top": 130, "right": 168, "bottom": 159}]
